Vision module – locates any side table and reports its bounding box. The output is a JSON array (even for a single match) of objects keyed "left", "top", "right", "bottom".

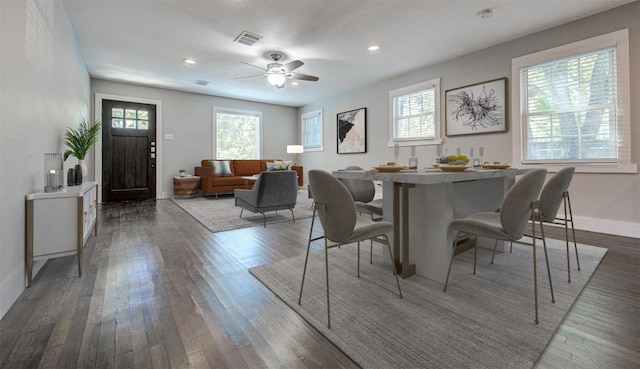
[{"left": 173, "top": 176, "right": 201, "bottom": 198}]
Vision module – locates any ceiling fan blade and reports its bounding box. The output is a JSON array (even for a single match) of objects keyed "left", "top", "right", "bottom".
[
  {"left": 235, "top": 73, "right": 265, "bottom": 80},
  {"left": 239, "top": 61, "right": 266, "bottom": 71},
  {"left": 281, "top": 60, "right": 303, "bottom": 72},
  {"left": 287, "top": 72, "right": 319, "bottom": 82}
]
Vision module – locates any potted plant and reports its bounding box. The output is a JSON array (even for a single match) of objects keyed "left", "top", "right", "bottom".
[{"left": 63, "top": 118, "right": 102, "bottom": 176}]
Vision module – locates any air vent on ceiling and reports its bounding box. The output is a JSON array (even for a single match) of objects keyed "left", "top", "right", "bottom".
[
  {"left": 194, "top": 79, "right": 210, "bottom": 86},
  {"left": 234, "top": 31, "right": 262, "bottom": 46}
]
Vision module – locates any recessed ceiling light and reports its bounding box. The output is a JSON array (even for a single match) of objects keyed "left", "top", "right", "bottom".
[
  {"left": 291, "top": 81, "right": 299, "bottom": 86},
  {"left": 183, "top": 58, "right": 197, "bottom": 64},
  {"left": 368, "top": 45, "right": 380, "bottom": 51},
  {"left": 477, "top": 8, "right": 495, "bottom": 19}
]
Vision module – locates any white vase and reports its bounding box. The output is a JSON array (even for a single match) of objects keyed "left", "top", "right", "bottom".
[{"left": 78, "top": 159, "right": 87, "bottom": 177}]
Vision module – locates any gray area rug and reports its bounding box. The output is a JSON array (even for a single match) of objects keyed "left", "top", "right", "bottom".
[
  {"left": 250, "top": 238, "right": 607, "bottom": 369},
  {"left": 172, "top": 190, "right": 315, "bottom": 233}
]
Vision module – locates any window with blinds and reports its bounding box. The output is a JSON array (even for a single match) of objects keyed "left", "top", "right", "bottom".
[
  {"left": 213, "top": 107, "right": 261, "bottom": 159},
  {"left": 521, "top": 47, "right": 618, "bottom": 163},
  {"left": 389, "top": 78, "right": 440, "bottom": 146},
  {"left": 301, "top": 109, "right": 323, "bottom": 151}
]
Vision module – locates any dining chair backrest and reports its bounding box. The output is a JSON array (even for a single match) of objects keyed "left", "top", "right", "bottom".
[
  {"left": 500, "top": 169, "right": 547, "bottom": 239},
  {"left": 339, "top": 165, "right": 376, "bottom": 203},
  {"left": 538, "top": 167, "right": 575, "bottom": 222},
  {"left": 308, "top": 170, "right": 357, "bottom": 242}
]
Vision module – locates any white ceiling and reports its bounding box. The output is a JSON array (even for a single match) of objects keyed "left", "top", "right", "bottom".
[{"left": 63, "top": 0, "right": 633, "bottom": 107}]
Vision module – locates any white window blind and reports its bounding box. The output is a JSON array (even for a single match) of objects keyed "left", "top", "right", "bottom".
[
  {"left": 521, "top": 47, "right": 618, "bottom": 163},
  {"left": 389, "top": 78, "right": 440, "bottom": 146},
  {"left": 301, "top": 109, "right": 323, "bottom": 151}
]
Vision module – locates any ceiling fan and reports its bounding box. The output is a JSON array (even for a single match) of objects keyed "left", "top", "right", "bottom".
[{"left": 237, "top": 52, "right": 319, "bottom": 89}]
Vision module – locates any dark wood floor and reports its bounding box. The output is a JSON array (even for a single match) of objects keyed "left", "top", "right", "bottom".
[{"left": 1, "top": 200, "right": 638, "bottom": 368}]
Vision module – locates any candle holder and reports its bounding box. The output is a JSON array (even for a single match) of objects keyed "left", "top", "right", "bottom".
[{"left": 44, "top": 153, "right": 63, "bottom": 192}]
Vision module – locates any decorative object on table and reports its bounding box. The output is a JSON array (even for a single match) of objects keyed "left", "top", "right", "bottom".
[
  {"left": 74, "top": 164, "right": 83, "bottom": 184},
  {"left": 480, "top": 162, "right": 512, "bottom": 169},
  {"left": 438, "top": 165, "right": 470, "bottom": 172},
  {"left": 67, "top": 168, "right": 76, "bottom": 186},
  {"left": 408, "top": 146, "right": 418, "bottom": 169},
  {"left": 286, "top": 144, "right": 304, "bottom": 165},
  {"left": 373, "top": 165, "right": 405, "bottom": 172},
  {"left": 445, "top": 77, "right": 507, "bottom": 136},
  {"left": 337, "top": 107, "right": 366, "bottom": 154},
  {"left": 179, "top": 169, "right": 186, "bottom": 177},
  {"left": 63, "top": 118, "right": 102, "bottom": 177},
  {"left": 437, "top": 154, "right": 470, "bottom": 171},
  {"left": 44, "top": 153, "right": 63, "bottom": 192}
]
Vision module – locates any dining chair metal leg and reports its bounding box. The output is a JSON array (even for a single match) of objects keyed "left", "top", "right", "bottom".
[
  {"left": 298, "top": 206, "right": 318, "bottom": 306},
  {"left": 381, "top": 234, "right": 403, "bottom": 298},
  {"left": 324, "top": 237, "right": 331, "bottom": 329},
  {"left": 290, "top": 209, "right": 295, "bottom": 223},
  {"left": 443, "top": 232, "right": 463, "bottom": 292},
  {"left": 370, "top": 240, "right": 373, "bottom": 264},
  {"left": 491, "top": 239, "right": 499, "bottom": 264},
  {"left": 357, "top": 241, "right": 361, "bottom": 278},
  {"left": 531, "top": 202, "right": 539, "bottom": 324},
  {"left": 566, "top": 193, "right": 580, "bottom": 272}
]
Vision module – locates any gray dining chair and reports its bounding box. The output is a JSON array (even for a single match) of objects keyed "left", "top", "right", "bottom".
[
  {"left": 533, "top": 167, "right": 579, "bottom": 282},
  {"left": 298, "top": 169, "right": 402, "bottom": 329},
  {"left": 339, "top": 165, "right": 384, "bottom": 263},
  {"left": 443, "top": 168, "right": 554, "bottom": 324},
  {"left": 339, "top": 165, "right": 383, "bottom": 220}
]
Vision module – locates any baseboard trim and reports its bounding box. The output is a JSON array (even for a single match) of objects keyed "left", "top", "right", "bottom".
[
  {"left": 0, "top": 260, "right": 45, "bottom": 319},
  {"left": 574, "top": 216, "right": 640, "bottom": 239}
]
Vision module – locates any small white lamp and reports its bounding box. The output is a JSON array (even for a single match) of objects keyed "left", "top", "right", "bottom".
[{"left": 286, "top": 145, "right": 304, "bottom": 165}]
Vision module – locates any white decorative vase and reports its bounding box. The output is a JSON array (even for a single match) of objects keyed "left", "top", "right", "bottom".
[{"left": 79, "top": 159, "right": 87, "bottom": 178}]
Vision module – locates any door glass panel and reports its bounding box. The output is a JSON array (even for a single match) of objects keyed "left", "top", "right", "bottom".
[
  {"left": 125, "top": 109, "right": 137, "bottom": 119},
  {"left": 112, "top": 108, "right": 124, "bottom": 118},
  {"left": 138, "top": 120, "right": 149, "bottom": 130},
  {"left": 137, "top": 110, "right": 148, "bottom": 119},
  {"left": 125, "top": 119, "right": 136, "bottom": 129},
  {"left": 112, "top": 119, "right": 123, "bottom": 128}
]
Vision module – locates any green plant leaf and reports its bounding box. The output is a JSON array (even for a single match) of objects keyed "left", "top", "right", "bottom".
[{"left": 63, "top": 118, "right": 102, "bottom": 161}]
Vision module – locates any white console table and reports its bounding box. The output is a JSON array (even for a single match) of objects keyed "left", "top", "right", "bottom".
[
  {"left": 333, "top": 169, "right": 528, "bottom": 283},
  {"left": 25, "top": 182, "right": 98, "bottom": 287}
]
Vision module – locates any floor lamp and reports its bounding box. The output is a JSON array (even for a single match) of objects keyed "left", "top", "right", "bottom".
[{"left": 287, "top": 145, "right": 304, "bottom": 165}]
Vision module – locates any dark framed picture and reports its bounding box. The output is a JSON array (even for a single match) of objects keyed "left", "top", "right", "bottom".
[
  {"left": 445, "top": 77, "right": 507, "bottom": 136},
  {"left": 337, "top": 107, "right": 367, "bottom": 154}
]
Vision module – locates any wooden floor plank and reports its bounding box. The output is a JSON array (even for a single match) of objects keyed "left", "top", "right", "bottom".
[{"left": 0, "top": 199, "right": 637, "bottom": 369}]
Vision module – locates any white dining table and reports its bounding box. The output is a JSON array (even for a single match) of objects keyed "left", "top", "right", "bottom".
[{"left": 333, "top": 168, "right": 528, "bottom": 284}]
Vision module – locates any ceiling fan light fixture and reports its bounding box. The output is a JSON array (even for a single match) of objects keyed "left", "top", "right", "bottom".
[
  {"left": 267, "top": 73, "right": 286, "bottom": 87},
  {"left": 368, "top": 45, "right": 380, "bottom": 51}
]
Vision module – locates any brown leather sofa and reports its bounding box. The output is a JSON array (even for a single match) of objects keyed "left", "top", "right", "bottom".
[{"left": 195, "top": 159, "right": 303, "bottom": 197}]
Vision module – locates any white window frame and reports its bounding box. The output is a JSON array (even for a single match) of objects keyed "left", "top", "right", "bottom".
[
  {"left": 213, "top": 106, "right": 263, "bottom": 159},
  {"left": 512, "top": 29, "right": 635, "bottom": 173},
  {"left": 301, "top": 109, "right": 324, "bottom": 152},
  {"left": 388, "top": 78, "right": 442, "bottom": 147}
]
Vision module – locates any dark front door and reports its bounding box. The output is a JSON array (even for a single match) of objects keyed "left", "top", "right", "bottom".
[{"left": 102, "top": 100, "right": 156, "bottom": 202}]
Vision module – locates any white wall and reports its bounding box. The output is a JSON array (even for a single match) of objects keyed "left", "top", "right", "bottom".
[
  {"left": 298, "top": 2, "right": 640, "bottom": 237},
  {"left": 90, "top": 80, "right": 298, "bottom": 198},
  {"left": 0, "top": 0, "right": 90, "bottom": 318}
]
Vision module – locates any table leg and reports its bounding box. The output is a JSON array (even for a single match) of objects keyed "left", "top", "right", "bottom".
[
  {"left": 401, "top": 183, "right": 416, "bottom": 278},
  {"left": 393, "top": 183, "right": 401, "bottom": 272}
]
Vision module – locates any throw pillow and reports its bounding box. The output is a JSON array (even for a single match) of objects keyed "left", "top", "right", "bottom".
[
  {"left": 266, "top": 162, "right": 278, "bottom": 171},
  {"left": 210, "top": 160, "right": 233, "bottom": 176},
  {"left": 272, "top": 160, "right": 291, "bottom": 170}
]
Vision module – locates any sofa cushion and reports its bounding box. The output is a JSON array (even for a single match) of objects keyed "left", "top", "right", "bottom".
[
  {"left": 233, "top": 160, "right": 262, "bottom": 176},
  {"left": 210, "top": 160, "right": 234, "bottom": 176}
]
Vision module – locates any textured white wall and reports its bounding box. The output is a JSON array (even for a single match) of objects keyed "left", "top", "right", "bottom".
[
  {"left": 299, "top": 2, "right": 640, "bottom": 237},
  {"left": 0, "top": 0, "right": 90, "bottom": 318}
]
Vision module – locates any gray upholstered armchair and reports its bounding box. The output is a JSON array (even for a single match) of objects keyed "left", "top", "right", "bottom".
[{"left": 234, "top": 170, "right": 298, "bottom": 227}]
